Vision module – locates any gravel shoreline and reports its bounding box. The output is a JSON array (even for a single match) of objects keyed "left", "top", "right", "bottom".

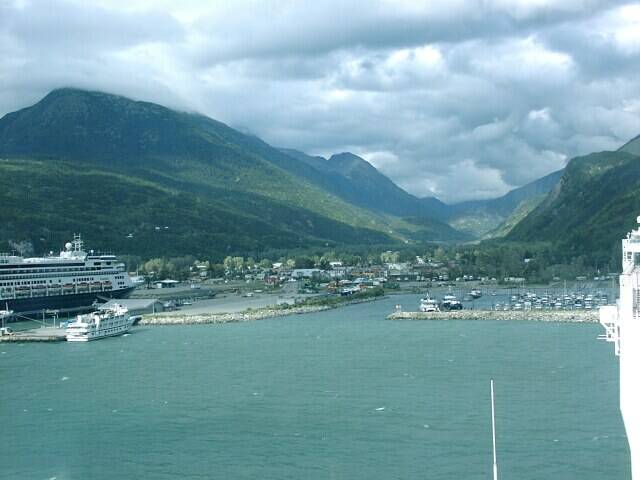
[
  {"left": 140, "top": 296, "right": 386, "bottom": 325},
  {"left": 388, "top": 310, "right": 599, "bottom": 323}
]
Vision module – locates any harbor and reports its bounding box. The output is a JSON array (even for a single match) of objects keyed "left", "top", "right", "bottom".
[{"left": 0, "top": 295, "right": 628, "bottom": 480}]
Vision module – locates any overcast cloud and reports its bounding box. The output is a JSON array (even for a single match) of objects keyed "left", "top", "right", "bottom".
[{"left": 1, "top": 0, "right": 639, "bottom": 202}]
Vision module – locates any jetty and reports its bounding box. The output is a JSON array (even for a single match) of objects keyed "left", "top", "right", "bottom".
[
  {"left": 0, "top": 326, "right": 67, "bottom": 342},
  {"left": 141, "top": 304, "right": 333, "bottom": 325},
  {"left": 388, "top": 310, "right": 598, "bottom": 323},
  {"left": 141, "top": 295, "right": 387, "bottom": 325}
]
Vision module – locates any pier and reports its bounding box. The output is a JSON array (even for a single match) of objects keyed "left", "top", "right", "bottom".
[
  {"left": 388, "top": 310, "right": 598, "bottom": 323},
  {"left": 0, "top": 326, "right": 67, "bottom": 342}
]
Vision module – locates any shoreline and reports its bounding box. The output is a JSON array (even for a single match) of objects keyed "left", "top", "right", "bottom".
[
  {"left": 139, "top": 295, "right": 387, "bottom": 325},
  {"left": 387, "top": 310, "right": 599, "bottom": 323}
]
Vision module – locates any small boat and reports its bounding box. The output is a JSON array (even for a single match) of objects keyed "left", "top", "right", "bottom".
[
  {"left": 469, "top": 289, "right": 482, "bottom": 299},
  {"left": 441, "top": 293, "right": 463, "bottom": 311},
  {"left": 420, "top": 295, "right": 440, "bottom": 312}
]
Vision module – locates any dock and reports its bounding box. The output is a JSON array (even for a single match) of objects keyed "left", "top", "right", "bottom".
[
  {"left": 0, "top": 327, "right": 67, "bottom": 342},
  {"left": 388, "top": 310, "right": 599, "bottom": 323}
]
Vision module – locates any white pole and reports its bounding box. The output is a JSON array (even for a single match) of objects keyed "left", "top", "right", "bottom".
[{"left": 491, "top": 379, "right": 498, "bottom": 480}]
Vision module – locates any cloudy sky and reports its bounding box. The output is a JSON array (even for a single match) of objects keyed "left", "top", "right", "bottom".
[{"left": 1, "top": 0, "right": 639, "bottom": 202}]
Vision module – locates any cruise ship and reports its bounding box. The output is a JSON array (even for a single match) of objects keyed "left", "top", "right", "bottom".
[
  {"left": 0, "top": 235, "right": 135, "bottom": 315},
  {"left": 600, "top": 216, "right": 640, "bottom": 479},
  {"left": 66, "top": 303, "right": 133, "bottom": 341}
]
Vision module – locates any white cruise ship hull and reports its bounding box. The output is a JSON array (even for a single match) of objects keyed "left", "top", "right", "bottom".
[
  {"left": 1, "top": 235, "right": 136, "bottom": 316},
  {"left": 599, "top": 215, "right": 640, "bottom": 479},
  {"left": 2, "top": 286, "right": 135, "bottom": 316},
  {"left": 620, "top": 320, "right": 640, "bottom": 479}
]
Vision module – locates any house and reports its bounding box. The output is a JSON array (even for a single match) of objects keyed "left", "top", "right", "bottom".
[
  {"left": 328, "top": 266, "right": 347, "bottom": 279},
  {"left": 291, "top": 268, "right": 323, "bottom": 279},
  {"left": 99, "top": 298, "right": 164, "bottom": 315},
  {"left": 195, "top": 264, "right": 209, "bottom": 278},
  {"left": 155, "top": 279, "right": 179, "bottom": 289}
]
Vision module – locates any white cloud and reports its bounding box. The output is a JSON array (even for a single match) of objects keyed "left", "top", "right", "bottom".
[{"left": 0, "top": 0, "right": 639, "bottom": 203}]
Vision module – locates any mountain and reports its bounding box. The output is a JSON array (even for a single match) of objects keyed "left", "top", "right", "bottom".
[
  {"left": 0, "top": 88, "right": 466, "bottom": 257},
  {"left": 279, "top": 148, "right": 450, "bottom": 220},
  {"left": 620, "top": 134, "right": 640, "bottom": 157},
  {"left": 445, "top": 169, "right": 564, "bottom": 237},
  {"left": 506, "top": 149, "right": 640, "bottom": 262}
]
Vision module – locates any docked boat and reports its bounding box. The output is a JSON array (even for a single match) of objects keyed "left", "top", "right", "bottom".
[
  {"left": 419, "top": 295, "right": 440, "bottom": 312},
  {"left": 0, "top": 309, "right": 13, "bottom": 330},
  {"left": 0, "top": 235, "right": 135, "bottom": 315},
  {"left": 469, "top": 289, "right": 482, "bottom": 299},
  {"left": 441, "top": 293, "right": 463, "bottom": 311},
  {"left": 66, "top": 304, "right": 133, "bottom": 342}
]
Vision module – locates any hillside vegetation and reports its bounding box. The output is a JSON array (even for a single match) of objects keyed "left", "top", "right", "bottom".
[
  {"left": 0, "top": 88, "right": 468, "bottom": 257},
  {"left": 507, "top": 150, "right": 640, "bottom": 263},
  {"left": 446, "top": 169, "right": 563, "bottom": 237}
]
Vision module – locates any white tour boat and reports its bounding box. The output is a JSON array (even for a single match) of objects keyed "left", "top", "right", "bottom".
[
  {"left": 66, "top": 304, "right": 133, "bottom": 342},
  {"left": 420, "top": 295, "right": 440, "bottom": 312}
]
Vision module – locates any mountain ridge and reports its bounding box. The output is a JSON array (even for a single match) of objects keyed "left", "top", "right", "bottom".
[
  {"left": 506, "top": 149, "right": 640, "bottom": 262},
  {"left": 0, "top": 88, "right": 468, "bottom": 256}
]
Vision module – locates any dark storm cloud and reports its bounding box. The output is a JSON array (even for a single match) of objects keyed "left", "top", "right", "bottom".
[
  {"left": 189, "top": 0, "right": 627, "bottom": 64},
  {"left": 1, "top": 0, "right": 639, "bottom": 202}
]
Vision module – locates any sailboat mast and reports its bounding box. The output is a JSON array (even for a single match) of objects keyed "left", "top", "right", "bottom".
[{"left": 491, "top": 379, "right": 498, "bottom": 480}]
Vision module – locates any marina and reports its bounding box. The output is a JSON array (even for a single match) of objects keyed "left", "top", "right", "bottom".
[{"left": 389, "top": 309, "right": 598, "bottom": 323}]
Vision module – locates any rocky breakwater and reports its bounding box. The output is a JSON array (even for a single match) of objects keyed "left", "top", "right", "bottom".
[
  {"left": 140, "top": 305, "right": 331, "bottom": 325},
  {"left": 388, "top": 310, "right": 599, "bottom": 323},
  {"left": 139, "top": 296, "right": 386, "bottom": 325}
]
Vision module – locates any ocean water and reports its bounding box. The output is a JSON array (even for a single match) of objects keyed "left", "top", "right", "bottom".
[{"left": 0, "top": 295, "right": 630, "bottom": 479}]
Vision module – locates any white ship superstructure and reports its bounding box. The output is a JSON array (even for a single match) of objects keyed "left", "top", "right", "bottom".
[
  {"left": 600, "top": 216, "right": 640, "bottom": 479},
  {"left": 66, "top": 303, "right": 133, "bottom": 341},
  {"left": 0, "top": 235, "right": 135, "bottom": 314},
  {"left": 420, "top": 295, "right": 440, "bottom": 312}
]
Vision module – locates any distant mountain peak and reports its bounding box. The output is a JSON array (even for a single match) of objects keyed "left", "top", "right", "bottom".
[
  {"left": 0, "top": 89, "right": 470, "bottom": 251},
  {"left": 619, "top": 133, "right": 640, "bottom": 157},
  {"left": 328, "top": 152, "right": 378, "bottom": 173}
]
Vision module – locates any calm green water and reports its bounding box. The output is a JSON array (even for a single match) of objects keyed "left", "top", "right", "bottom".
[{"left": 0, "top": 295, "right": 630, "bottom": 479}]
